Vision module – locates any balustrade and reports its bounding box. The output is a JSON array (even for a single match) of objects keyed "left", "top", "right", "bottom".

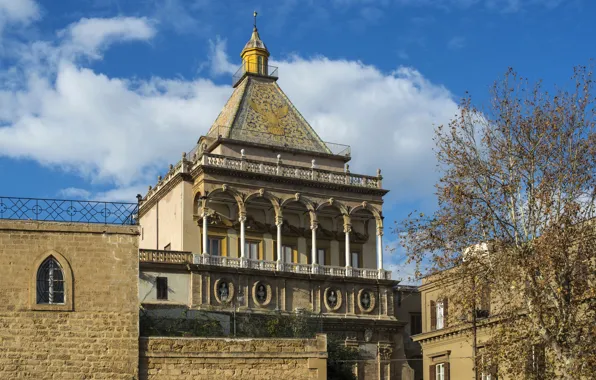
[
  {"left": 140, "top": 250, "right": 391, "bottom": 279},
  {"left": 199, "top": 153, "right": 382, "bottom": 190}
]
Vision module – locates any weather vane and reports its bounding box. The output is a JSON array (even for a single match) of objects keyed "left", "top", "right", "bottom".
[{"left": 254, "top": 11, "right": 258, "bottom": 29}]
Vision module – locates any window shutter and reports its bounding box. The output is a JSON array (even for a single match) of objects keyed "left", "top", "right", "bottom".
[
  {"left": 429, "top": 364, "right": 436, "bottom": 380},
  {"left": 443, "top": 298, "right": 449, "bottom": 327},
  {"left": 444, "top": 362, "right": 450, "bottom": 380},
  {"left": 430, "top": 300, "right": 437, "bottom": 331}
]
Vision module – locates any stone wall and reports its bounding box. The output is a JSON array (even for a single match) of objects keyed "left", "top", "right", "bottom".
[
  {"left": 0, "top": 220, "right": 140, "bottom": 379},
  {"left": 139, "top": 334, "right": 328, "bottom": 380}
]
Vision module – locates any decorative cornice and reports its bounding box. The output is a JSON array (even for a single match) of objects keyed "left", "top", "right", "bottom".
[{"left": 139, "top": 171, "right": 191, "bottom": 217}]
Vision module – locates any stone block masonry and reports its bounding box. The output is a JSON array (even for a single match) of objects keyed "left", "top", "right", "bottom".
[
  {"left": 139, "top": 334, "right": 328, "bottom": 380},
  {"left": 0, "top": 220, "right": 140, "bottom": 379}
]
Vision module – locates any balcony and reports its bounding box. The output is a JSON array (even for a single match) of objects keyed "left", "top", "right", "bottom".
[
  {"left": 139, "top": 249, "right": 392, "bottom": 280},
  {"left": 199, "top": 153, "right": 381, "bottom": 189}
]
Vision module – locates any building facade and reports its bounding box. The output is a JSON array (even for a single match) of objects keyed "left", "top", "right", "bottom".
[
  {"left": 0, "top": 219, "right": 140, "bottom": 379},
  {"left": 413, "top": 274, "right": 496, "bottom": 380},
  {"left": 137, "top": 22, "right": 419, "bottom": 380}
]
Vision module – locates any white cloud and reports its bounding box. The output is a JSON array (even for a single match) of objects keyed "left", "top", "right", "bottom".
[
  {"left": 0, "top": 15, "right": 457, "bottom": 207},
  {"left": 0, "top": 0, "right": 39, "bottom": 25},
  {"left": 447, "top": 36, "right": 466, "bottom": 50},
  {"left": 208, "top": 37, "right": 237, "bottom": 76},
  {"left": 61, "top": 17, "right": 156, "bottom": 58},
  {"left": 58, "top": 187, "right": 92, "bottom": 199}
]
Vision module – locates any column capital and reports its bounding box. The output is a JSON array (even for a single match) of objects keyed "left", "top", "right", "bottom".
[
  {"left": 376, "top": 227, "right": 384, "bottom": 236},
  {"left": 238, "top": 213, "right": 247, "bottom": 223},
  {"left": 343, "top": 224, "right": 352, "bottom": 234},
  {"left": 275, "top": 216, "right": 284, "bottom": 227},
  {"left": 310, "top": 221, "right": 318, "bottom": 230}
]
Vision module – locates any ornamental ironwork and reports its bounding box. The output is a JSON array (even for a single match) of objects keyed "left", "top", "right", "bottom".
[{"left": 0, "top": 196, "right": 139, "bottom": 225}]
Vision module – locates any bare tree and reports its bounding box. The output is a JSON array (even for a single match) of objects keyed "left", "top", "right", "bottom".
[{"left": 401, "top": 66, "right": 596, "bottom": 379}]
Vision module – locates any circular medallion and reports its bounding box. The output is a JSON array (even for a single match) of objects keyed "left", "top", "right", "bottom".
[
  {"left": 358, "top": 288, "right": 376, "bottom": 313},
  {"left": 323, "top": 288, "right": 343, "bottom": 312},
  {"left": 214, "top": 278, "right": 234, "bottom": 304},
  {"left": 252, "top": 281, "right": 272, "bottom": 307}
]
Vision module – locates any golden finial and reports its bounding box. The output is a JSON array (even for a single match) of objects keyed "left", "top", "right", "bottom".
[{"left": 253, "top": 11, "right": 258, "bottom": 29}]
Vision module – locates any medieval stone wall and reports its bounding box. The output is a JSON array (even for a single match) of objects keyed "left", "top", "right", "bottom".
[
  {"left": 0, "top": 220, "right": 139, "bottom": 379},
  {"left": 138, "top": 334, "right": 328, "bottom": 380}
]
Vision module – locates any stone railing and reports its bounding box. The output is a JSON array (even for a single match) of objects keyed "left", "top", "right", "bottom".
[
  {"left": 197, "top": 253, "right": 391, "bottom": 280},
  {"left": 139, "top": 250, "right": 392, "bottom": 279},
  {"left": 200, "top": 153, "right": 382, "bottom": 189},
  {"left": 139, "top": 249, "right": 193, "bottom": 264}
]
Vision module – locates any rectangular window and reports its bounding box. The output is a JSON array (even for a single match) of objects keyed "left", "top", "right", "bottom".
[
  {"left": 351, "top": 252, "right": 360, "bottom": 268},
  {"left": 245, "top": 241, "right": 259, "bottom": 260},
  {"left": 410, "top": 313, "right": 422, "bottom": 335},
  {"left": 435, "top": 363, "right": 445, "bottom": 380},
  {"left": 282, "top": 245, "right": 294, "bottom": 263},
  {"left": 317, "top": 249, "right": 326, "bottom": 265},
  {"left": 436, "top": 301, "right": 445, "bottom": 329},
  {"left": 156, "top": 277, "right": 168, "bottom": 300},
  {"left": 207, "top": 237, "right": 222, "bottom": 256},
  {"left": 257, "top": 56, "right": 264, "bottom": 74}
]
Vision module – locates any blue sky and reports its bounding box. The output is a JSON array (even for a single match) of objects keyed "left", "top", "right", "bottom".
[{"left": 0, "top": 0, "right": 594, "bottom": 280}]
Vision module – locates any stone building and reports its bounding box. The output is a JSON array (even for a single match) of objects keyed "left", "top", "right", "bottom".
[
  {"left": 138, "top": 21, "right": 419, "bottom": 379},
  {"left": 0, "top": 218, "right": 140, "bottom": 379}
]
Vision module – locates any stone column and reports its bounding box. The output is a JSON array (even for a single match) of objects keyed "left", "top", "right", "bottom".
[
  {"left": 239, "top": 213, "right": 247, "bottom": 266},
  {"left": 311, "top": 221, "right": 318, "bottom": 273},
  {"left": 202, "top": 211, "right": 208, "bottom": 255},
  {"left": 276, "top": 215, "right": 283, "bottom": 270},
  {"left": 344, "top": 223, "right": 352, "bottom": 275},
  {"left": 377, "top": 344, "right": 393, "bottom": 380},
  {"left": 377, "top": 226, "right": 384, "bottom": 278}
]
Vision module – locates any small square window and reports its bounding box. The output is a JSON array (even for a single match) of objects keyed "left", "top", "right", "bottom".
[
  {"left": 410, "top": 313, "right": 422, "bottom": 335},
  {"left": 156, "top": 277, "right": 168, "bottom": 300}
]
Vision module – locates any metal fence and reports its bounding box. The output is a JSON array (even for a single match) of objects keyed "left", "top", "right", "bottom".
[
  {"left": 233, "top": 63, "right": 279, "bottom": 86},
  {"left": 0, "top": 196, "right": 139, "bottom": 225}
]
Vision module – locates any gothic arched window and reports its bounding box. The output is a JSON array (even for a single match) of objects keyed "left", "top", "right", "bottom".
[{"left": 36, "top": 256, "right": 65, "bottom": 304}]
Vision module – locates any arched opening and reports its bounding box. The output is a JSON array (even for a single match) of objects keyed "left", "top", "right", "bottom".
[
  {"left": 36, "top": 256, "right": 65, "bottom": 304},
  {"left": 204, "top": 191, "right": 241, "bottom": 257},
  {"left": 349, "top": 208, "right": 380, "bottom": 269},
  {"left": 244, "top": 193, "right": 278, "bottom": 263},
  {"left": 316, "top": 202, "right": 349, "bottom": 268},
  {"left": 280, "top": 198, "right": 313, "bottom": 265}
]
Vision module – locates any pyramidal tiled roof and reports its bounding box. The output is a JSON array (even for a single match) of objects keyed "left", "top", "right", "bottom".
[{"left": 207, "top": 76, "right": 331, "bottom": 154}]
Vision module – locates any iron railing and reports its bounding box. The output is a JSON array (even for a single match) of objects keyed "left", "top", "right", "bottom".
[
  {"left": 0, "top": 196, "right": 139, "bottom": 225},
  {"left": 233, "top": 63, "right": 279, "bottom": 86},
  {"left": 201, "top": 126, "right": 351, "bottom": 157}
]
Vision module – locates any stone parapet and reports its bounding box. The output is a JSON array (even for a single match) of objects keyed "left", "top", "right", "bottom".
[{"left": 139, "top": 334, "right": 327, "bottom": 380}]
